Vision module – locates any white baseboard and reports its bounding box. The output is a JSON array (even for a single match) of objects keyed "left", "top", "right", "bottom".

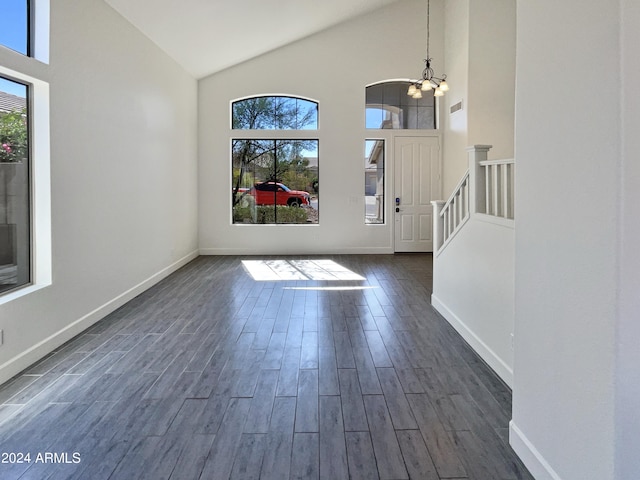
[
  {"left": 431, "top": 293, "right": 513, "bottom": 388},
  {"left": 199, "top": 246, "right": 394, "bottom": 255},
  {"left": 510, "top": 421, "right": 563, "bottom": 480},
  {"left": 0, "top": 250, "right": 199, "bottom": 385}
]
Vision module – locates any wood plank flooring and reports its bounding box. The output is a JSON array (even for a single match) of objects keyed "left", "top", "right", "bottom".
[{"left": 0, "top": 254, "right": 533, "bottom": 480}]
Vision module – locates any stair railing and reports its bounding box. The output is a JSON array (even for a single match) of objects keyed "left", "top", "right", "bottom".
[
  {"left": 432, "top": 145, "right": 515, "bottom": 252},
  {"left": 480, "top": 158, "right": 514, "bottom": 219},
  {"left": 432, "top": 170, "right": 470, "bottom": 251}
]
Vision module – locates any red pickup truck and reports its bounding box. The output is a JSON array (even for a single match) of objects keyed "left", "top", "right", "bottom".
[{"left": 237, "top": 182, "right": 311, "bottom": 207}]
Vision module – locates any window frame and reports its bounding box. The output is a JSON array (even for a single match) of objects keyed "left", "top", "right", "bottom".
[
  {"left": 0, "top": 0, "right": 51, "bottom": 304},
  {"left": 231, "top": 95, "right": 318, "bottom": 131},
  {"left": 0, "top": 75, "right": 31, "bottom": 295},
  {"left": 230, "top": 95, "right": 319, "bottom": 226},
  {"left": 365, "top": 80, "right": 437, "bottom": 130},
  {"left": 364, "top": 139, "right": 385, "bottom": 225}
]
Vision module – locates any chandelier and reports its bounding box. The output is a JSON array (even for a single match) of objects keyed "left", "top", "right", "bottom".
[{"left": 407, "top": 0, "right": 449, "bottom": 99}]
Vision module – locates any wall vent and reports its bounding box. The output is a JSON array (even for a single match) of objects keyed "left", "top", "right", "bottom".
[{"left": 450, "top": 101, "right": 463, "bottom": 114}]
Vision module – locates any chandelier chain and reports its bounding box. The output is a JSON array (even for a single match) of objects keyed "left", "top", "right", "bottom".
[
  {"left": 407, "top": 0, "right": 449, "bottom": 98},
  {"left": 426, "top": 0, "right": 430, "bottom": 60}
]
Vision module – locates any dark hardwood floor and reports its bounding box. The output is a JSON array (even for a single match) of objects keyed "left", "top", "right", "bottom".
[{"left": 0, "top": 254, "right": 533, "bottom": 480}]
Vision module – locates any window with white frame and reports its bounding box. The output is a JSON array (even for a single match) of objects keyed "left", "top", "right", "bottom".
[
  {"left": 0, "top": 76, "right": 30, "bottom": 294},
  {"left": 365, "top": 139, "right": 384, "bottom": 224},
  {"left": 366, "top": 81, "right": 436, "bottom": 129},
  {"left": 1, "top": 0, "right": 51, "bottom": 301},
  {"left": 231, "top": 96, "right": 319, "bottom": 225}
]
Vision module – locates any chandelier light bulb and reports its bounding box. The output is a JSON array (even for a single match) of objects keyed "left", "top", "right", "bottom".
[{"left": 406, "top": 0, "right": 449, "bottom": 98}]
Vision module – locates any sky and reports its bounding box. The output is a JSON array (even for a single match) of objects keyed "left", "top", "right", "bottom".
[
  {"left": 0, "top": 0, "right": 28, "bottom": 55},
  {"left": 0, "top": 0, "right": 29, "bottom": 97}
]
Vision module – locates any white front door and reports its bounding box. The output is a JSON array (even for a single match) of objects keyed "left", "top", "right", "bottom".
[{"left": 394, "top": 136, "right": 441, "bottom": 252}]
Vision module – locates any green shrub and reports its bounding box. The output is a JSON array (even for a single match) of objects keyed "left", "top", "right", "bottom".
[
  {"left": 0, "top": 110, "right": 28, "bottom": 163},
  {"left": 233, "top": 205, "right": 308, "bottom": 224}
]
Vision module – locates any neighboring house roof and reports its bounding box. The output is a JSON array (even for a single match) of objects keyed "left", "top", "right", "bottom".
[
  {"left": 367, "top": 139, "right": 384, "bottom": 165},
  {"left": 0, "top": 91, "right": 27, "bottom": 114},
  {"left": 305, "top": 157, "right": 318, "bottom": 169}
]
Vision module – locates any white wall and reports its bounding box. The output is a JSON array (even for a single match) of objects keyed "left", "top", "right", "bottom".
[
  {"left": 432, "top": 216, "right": 515, "bottom": 386},
  {"left": 0, "top": 0, "right": 199, "bottom": 383},
  {"left": 442, "top": 0, "right": 470, "bottom": 196},
  {"left": 467, "top": 0, "right": 516, "bottom": 160},
  {"left": 511, "top": 0, "right": 619, "bottom": 478},
  {"left": 198, "top": 0, "right": 444, "bottom": 255},
  {"left": 441, "top": 0, "right": 516, "bottom": 196},
  {"left": 617, "top": 1, "right": 640, "bottom": 478}
]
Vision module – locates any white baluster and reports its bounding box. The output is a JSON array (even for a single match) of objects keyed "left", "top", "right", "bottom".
[
  {"left": 467, "top": 145, "right": 492, "bottom": 215},
  {"left": 432, "top": 200, "right": 445, "bottom": 251}
]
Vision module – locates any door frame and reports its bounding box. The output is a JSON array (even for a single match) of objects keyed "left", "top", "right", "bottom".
[{"left": 391, "top": 133, "right": 442, "bottom": 253}]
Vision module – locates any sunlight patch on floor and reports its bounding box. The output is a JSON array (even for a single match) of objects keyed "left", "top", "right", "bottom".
[
  {"left": 241, "top": 259, "right": 366, "bottom": 282},
  {"left": 283, "top": 285, "right": 376, "bottom": 291}
]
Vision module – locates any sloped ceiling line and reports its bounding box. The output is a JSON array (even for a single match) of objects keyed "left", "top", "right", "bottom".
[{"left": 104, "top": 0, "right": 402, "bottom": 78}]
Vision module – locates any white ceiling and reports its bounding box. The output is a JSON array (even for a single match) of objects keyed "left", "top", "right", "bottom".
[{"left": 104, "top": 0, "right": 403, "bottom": 79}]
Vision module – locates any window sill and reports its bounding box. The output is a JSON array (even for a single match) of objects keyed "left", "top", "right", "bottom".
[{"left": 0, "top": 281, "right": 50, "bottom": 306}]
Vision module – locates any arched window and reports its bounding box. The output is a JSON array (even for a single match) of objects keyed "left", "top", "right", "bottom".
[
  {"left": 231, "top": 96, "right": 319, "bottom": 225},
  {"left": 232, "top": 96, "right": 318, "bottom": 130},
  {"left": 365, "top": 81, "right": 435, "bottom": 129}
]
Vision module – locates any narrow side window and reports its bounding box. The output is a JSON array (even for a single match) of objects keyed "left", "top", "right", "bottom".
[
  {"left": 0, "top": 76, "right": 30, "bottom": 294},
  {"left": 365, "top": 140, "right": 384, "bottom": 224}
]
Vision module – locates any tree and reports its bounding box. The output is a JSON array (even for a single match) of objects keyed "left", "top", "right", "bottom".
[
  {"left": 0, "top": 109, "right": 28, "bottom": 163},
  {"left": 231, "top": 97, "right": 317, "bottom": 207},
  {"left": 232, "top": 96, "right": 315, "bottom": 130}
]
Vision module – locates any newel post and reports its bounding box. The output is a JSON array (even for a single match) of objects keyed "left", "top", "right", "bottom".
[
  {"left": 467, "top": 145, "right": 492, "bottom": 215},
  {"left": 431, "top": 200, "right": 445, "bottom": 252}
]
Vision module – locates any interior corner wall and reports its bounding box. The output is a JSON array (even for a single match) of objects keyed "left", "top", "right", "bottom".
[
  {"left": 617, "top": 1, "right": 640, "bottom": 477},
  {"left": 197, "top": 0, "right": 444, "bottom": 255},
  {"left": 511, "top": 0, "right": 618, "bottom": 478},
  {"left": 441, "top": 0, "right": 516, "bottom": 197},
  {"left": 467, "top": 0, "right": 516, "bottom": 161},
  {"left": 0, "top": 0, "right": 199, "bottom": 384},
  {"left": 442, "top": 0, "right": 469, "bottom": 196}
]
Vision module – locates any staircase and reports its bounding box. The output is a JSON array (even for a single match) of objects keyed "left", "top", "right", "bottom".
[
  {"left": 430, "top": 145, "right": 516, "bottom": 387},
  {"left": 433, "top": 145, "right": 514, "bottom": 252}
]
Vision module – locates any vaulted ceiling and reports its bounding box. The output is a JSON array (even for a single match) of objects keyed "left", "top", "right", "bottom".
[{"left": 104, "top": 0, "right": 403, "bottom": 79}]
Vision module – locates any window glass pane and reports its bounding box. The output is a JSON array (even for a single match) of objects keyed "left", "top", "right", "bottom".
[
  {"left": 0, "top": 0, "right": 29, "bottom": 55},
  {"left": 0, "top": 76, "right": 30, "bottom": 294},
  {"left": 417, "top": 106, "right": 436, "bottom": 129},
  {"left": 365, "top": 140, "right": 384, "bottom": 224},
  {"left": 365, "top": 107, "right": 384, "bottom": 129},
  {"left": 366, "top": 84, "right": 383, "bottom": 105},
  {"left": 232, "top": 96, "right": 318, "bottom": 130},
  {"left": 274, "top": 97, "right": 295, "bottom": 129},
  {"left": 365, "top": 81, "right": 436, "bottom": 129},
  {"left": 232, "top": 97, "right": 274, "bottom": 129},
  {"left": 232, "top": 139, "right": 318, "bottom": 224},
  {"left": 383, "top": 82, "right": 401, "bottom": 108},
  {"left": 297, "top": 99, "right": 318, "bottom": 130}
]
